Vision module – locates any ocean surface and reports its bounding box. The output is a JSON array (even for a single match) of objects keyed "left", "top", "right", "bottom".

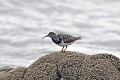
[{"left": 0, "top": 0, "right": 120, "bottom": 67}]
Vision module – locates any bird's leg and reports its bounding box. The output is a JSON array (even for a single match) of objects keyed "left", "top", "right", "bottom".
[
  {"left": 61, "top": 46, "right": 64, "bottom": 52},
  {"left": 63, "top": 46, "right": 67, "bottom": 52}
]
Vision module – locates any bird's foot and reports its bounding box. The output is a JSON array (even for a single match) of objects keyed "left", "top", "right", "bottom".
[{"left": 60, "top": 50, "right": 66, "bottom": 53}]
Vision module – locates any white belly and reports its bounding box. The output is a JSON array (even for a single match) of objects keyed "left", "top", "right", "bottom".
[{"left": 58, "top": 40, "right": 73, "bottom": 46}]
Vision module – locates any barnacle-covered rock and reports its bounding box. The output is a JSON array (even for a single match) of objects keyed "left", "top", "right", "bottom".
[
  {"left": 4, "top": 67, "right": 27, "bottom": 80},
  {"left": 23, "top": 51, "right": 120, "bottom": 80},
  {"left": 24, "top": 51, "right": 86, "bottom": 80},
  {"left": 0, "top": 66, "right": 13, "bottom": 80},
  {"left": 1, "top": 52, "right": 120, "bottom": 80},
  {"left": 89, "top": 53, "right": 120, "bottom": 70}
]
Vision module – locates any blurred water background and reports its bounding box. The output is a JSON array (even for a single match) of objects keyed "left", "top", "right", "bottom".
[{"left": 0, "top": 0, "right": 120, "bottom": 67}]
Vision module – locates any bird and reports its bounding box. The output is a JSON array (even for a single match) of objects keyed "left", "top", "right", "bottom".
[{"left": 42, "top": 32, "right": 81, "bottom": 52}]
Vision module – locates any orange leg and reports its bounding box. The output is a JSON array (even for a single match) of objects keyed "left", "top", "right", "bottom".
[
  {"left": 61, "top": 46, "right": 64, "bottom": 52},
  {"left": 63, "top": 46, "right": 67, "bottom": 52}
]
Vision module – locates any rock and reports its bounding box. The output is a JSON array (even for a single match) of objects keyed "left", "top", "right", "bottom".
[
  {"left": 89, "top": 53, "right": 120, "bottom": 71},
  {"left": 0, "top": 52, "right": 120, "bottom": 80},
  {"left": 0, "top": 66, "right": 13, "bottom": 80},
  {"left": 23, "top": 51, "right": 120, "bottom": 80},
  {"left": 0, "top": 66, "right": 13, "bottom": 72},
  {"left": 3, "top": 67, "right": 27, "bottom": 80}
]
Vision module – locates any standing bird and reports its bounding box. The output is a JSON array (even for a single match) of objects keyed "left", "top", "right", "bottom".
[{"left": 42, "top": 32, "right": 81, "bottom": 52}]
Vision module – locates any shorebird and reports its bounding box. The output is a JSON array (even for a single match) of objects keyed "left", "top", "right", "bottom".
[{"left": 42, "top": 32, "right": 81, "bottom": 52}]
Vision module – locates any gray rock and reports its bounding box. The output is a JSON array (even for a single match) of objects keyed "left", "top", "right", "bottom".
[
  {"left": 0, "top": 66, "right": 13, "bottom": 80},
  {"left": 23, "top": 51, "right": 120, "bottom": 80},
  {"left": 3, "top": 67, "right": 27, "bottom": 80}
]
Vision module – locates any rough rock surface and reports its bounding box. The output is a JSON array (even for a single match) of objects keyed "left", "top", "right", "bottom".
[
  {"left": 0, "top": 51, "right": 120, "bottom": 80},
  {"left": 0, "top": 66, "right": 13, "bottom": 80},
  {"left": 23, "top": 51, "right": 120, "bottom": 80},
  {"left": 3, "top": 67, "right": 27, "bottom": 80}
]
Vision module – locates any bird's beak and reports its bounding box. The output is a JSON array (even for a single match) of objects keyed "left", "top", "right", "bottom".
[{"left": 42, "top": 35, "right": 48, "bottom": 39}]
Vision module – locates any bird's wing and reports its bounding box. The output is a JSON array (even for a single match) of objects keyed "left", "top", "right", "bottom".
[{"left": 61, "top": 34, "right": 80, "bottom": 43}]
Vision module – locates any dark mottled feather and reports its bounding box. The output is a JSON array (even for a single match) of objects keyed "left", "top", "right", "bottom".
[
  {"left": 58, "top": 34, "right": 81, "bottom": 43},
  {"left": 51, "top": 36, "right": 62, "bottom": 44}
]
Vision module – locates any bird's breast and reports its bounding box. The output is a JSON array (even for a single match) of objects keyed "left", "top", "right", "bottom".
[{"left": 52, "top": 37, "right": 62, "bottom": 44}]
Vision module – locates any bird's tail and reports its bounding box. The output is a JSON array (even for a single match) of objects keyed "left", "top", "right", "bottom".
[{"left": 77, "top": 36, "right": 82, "bottom": 40}]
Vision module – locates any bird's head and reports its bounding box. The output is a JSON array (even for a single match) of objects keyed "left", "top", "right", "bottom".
[{"left": 42, "top": 32, "right": 56, "bottom": 39}]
